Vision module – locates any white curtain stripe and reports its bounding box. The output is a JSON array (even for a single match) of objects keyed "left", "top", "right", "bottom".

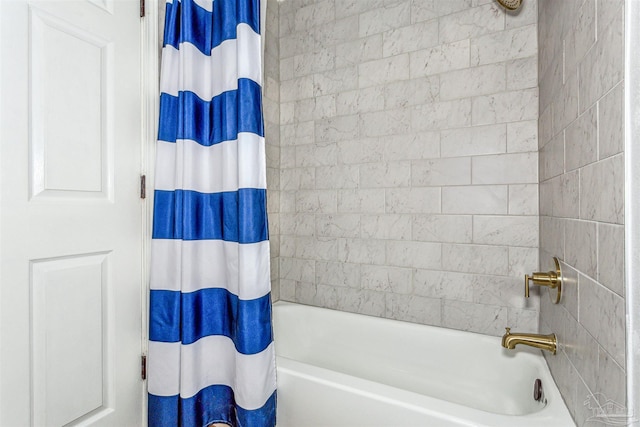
[
  {"left": 148, "top": 339, "right": 277, "bottom": 410},
  {"left": 160, "top": 24, "right": 262, "bottom": 99},
  {"left": 150, "top": 239, "right": 271, "bottom": 300},
  {"left": 154, "top": 133, "right": 267, "bottom": 193}
]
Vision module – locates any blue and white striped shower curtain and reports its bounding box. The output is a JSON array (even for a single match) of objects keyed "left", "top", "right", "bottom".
[{"left": 147, "top": 0, "right": 276, "bottom": 425}]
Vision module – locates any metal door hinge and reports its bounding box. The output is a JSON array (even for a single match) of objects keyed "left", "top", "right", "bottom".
[
  {"left": 140, "top": 0, "right": 145, "bottom": 17},
  {"left": 141, "top": 355, "right": 147, "bottom": 380},
  {"left": 140, "top": 175, "right": 146, "bottom": 199}
]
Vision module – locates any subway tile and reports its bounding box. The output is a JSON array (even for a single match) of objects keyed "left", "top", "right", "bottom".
[
  {"left": 596, "top": 346, "right": 626, "bottom": 409},
  {"left": 508, "top": 246, "right": 538, "bottom": 280},
  {"left": 580, "top": 154, "right": 624, "bottom": 224},
  {"left": 313, "top": 66, "right": 359, "bottom": 96},
  {"left": 315, "top": 260, "right": 360, "bottom": 288},
  {"left": 335, "top": 35, "right": 384, "bottom": 68},
  {"left": 472, "top": 215, "right": 539, "bottom": 247},
  {"left": 472, "top": 152, "right": 538, "bottom": 185},
  {"left": 504, "top": 0, "right": 537, "bottom": 29},
  {"left": 471, "top": 274, "right": 522, "bottom": 307},
  {"left": 440, "top": 63, "right": 506, "bottom": 101},
  {"left": 470, "top": 24, "right": 537, "bottom": 66},
  {"left": 296, "top": 143, "right": 337, "bottom": 167},
  {"left": 472, "top": 88, "right": 538, "bottom": 125},
  {"left": 508, "top": 184, "right": 538, "bottom": 215},
  {"left": 565, "top": 106, "right": 597, "bottom": 171},
  {"left": 412, "top": 99, "right": 472, "bottom": 131},
  {"left": 560, "top": 262, "right": 579, "bottom": 321},
  {"left": 314, "top": 115, "right": 359, "bottom": 144},
  {"left": 361, "top": 214, "right": 412, "bottom": 240},
  {"left": 280, "top": 168, "right": 315, "bottom": 191},
  {"left": 280, "top": 75, "right": 314, "bottom": 102},
  {"left": 539, "top": 132, "right": 564, "bottom": 182},
  {"left": 597, "top": 223, "right": 625, "bottom": 297},
  {"left": 280, "top": 213, "right": 315, "bottom": 237},
  {"left": 438, "top": 3, "right": 505, "bottom": 44},
  {"left": 295, "top": 190, "right": 337, "bottom": 213},
  {"left": 384, "top": 76, "right": 440, "bottom": 109},
  {"left": 442, "top": 185, "right": 508, "bottom": 215},
  {"left": 382, "top": 132, "right": 441, "bottom": 161},
  {"left": 578, "top": 6, "right": 623, "bottom": 112},
  {"left": 315, "top": 165, "right": 359, "bottom": 189},
  {"left": 598, "top": 82, "right": 624, "bottom": 159},
  {"left": 441, "top": 124, "right": 507, "bottom": 157},
  {"left": 565, "top": 220, "right": 597, "bottom": 279},
  {"left": 540, "top": 216, "right": 565, "bottom": 259},
  {"left": 506, "top": 56, "right": 538, "bottom": 91},
  {"left": 410, "top": 0, "right": 472, "bottom": 23},
  {"left": 312, "top": 15, "right": 360, "bottom": 49},
  {"left": 338, "top": 238, "right": 386, "bottom": 265},
  {"left": 358, "top": 54, "right": 410, "bottom": 88},
  {"left": 386, "top": 240, "right": 442, "bottom": 270},
  {"left": 564, "top": 315, "right": 599, "bottom": 393},
  {"left": 337, "top": 189, "right": 386, "bottom": 214},
  {"left": 385, "top": 187, "right": 442, "bottom": 213},
  {"left": 413, "top": 269, "right": 474, "bottom": 302},
  {"left": 385, "top": 294, "right": 442, "bottom": 326},
  {"left": 360, "top": 162, "right": 411, "bottom": 189},
  {"left": 336, "top": 86, "right": 385, "bottom": 115},
  {"left": 294, "top": 236, "right": 339, "bottom": 261},
  {"left": 294, "top": 0, "right": 335, "bottom": 32},
  {"left": 359, "top": 2, "right": 411, "bottom": 37},
  {"left": 336, "top": 0, "right": 385, "bottom": 19},
  {"left": 413, "top": 214, "right": 473, "bottom": 243},
  {"left": 409, "top": 39, "right": 470, "bottom": 78},
  {"left": 442, "top": 299, "right": 508, "bottom": 336},
  {"left": 336, "top": 138, "right": 383, "bottom": 165},
  {"left": 507, "top": 120, "right": 538, "bottom": 153},
  {"left": 442, "top": 243, "right": 509, "bottom": 275},
  {"left": 361, "top": 264, "right": 413, "bottom": 294},
  {"left": 294, "top": 94, "right": 336, "bottom": 122},
  {"left": 382, "top": 19, "right": 439, "bottom": 57},
  {"left": 563, "top": 0, "right": 596, "bottom": 76},
  {"left": 551, "top": 72, "right": 579, "bottom": 137},
  {"left": 280, "top": 257, "right": 315, "bottom": 283},
  {"left": 293, "top": 48, "right": 335, "bottom": 77},
  {"left": 359, "top": 108, "right": 411, "bottom": 137},
  {"left": 579, "top": 275, "right": 626, "bottom": 367},
  {"left": 319, "top": 285, "right": 387, "bottom": 317},
  {"left": 315, "top": 214, "right": 361, "bottom": 238},
  {"left": 411, "top": 157, "right": 472, "bottom": 186}
]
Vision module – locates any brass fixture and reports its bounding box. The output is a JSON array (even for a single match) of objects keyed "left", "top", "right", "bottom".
[
  {"left": 525, "top": 257, "right": 562, "bottom": 304},
  {"left": 496, "top": 0, "right": 522, "bottom": 10},
  {"left": 502, "top": 327, "right": 557, "bottom": 354}
]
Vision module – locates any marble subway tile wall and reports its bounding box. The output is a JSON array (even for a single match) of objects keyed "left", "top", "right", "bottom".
[
  {"left": 265, "top": 0, "right": 281, "bottom": 301},
  {"left": 276, "top": 0, "right": 540, "bottom": 335},
  {"left": 538, "top": 0, "right": 625, "bottom": 424}
]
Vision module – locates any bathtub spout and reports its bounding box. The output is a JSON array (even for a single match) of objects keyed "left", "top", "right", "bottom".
[{"left": 501, "top": 327, "right": 557, "bottom": 355}]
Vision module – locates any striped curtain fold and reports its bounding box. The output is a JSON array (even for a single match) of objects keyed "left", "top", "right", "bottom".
[{"left": 147, "top": 0, "right": 276, "bottom": 425}]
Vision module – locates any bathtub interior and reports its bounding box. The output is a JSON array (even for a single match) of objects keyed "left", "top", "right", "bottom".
[{"left": 273, "top": 302, "right": 552, "bottom": 416}]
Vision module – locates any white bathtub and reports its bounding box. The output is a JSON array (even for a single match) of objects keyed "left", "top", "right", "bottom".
[{"left": 273, "top": 301, "right": 575, "bottom": 427}]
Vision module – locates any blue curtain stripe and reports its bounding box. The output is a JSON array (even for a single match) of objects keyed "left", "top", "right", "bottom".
[
  {"left": 149, "top": 289, "right": 273, "bottom": 353},
  {"left": 163, "top": 0, "right": 261, "bottom": 53},
  {"left": 149, "top": 390, "right": 276, "bottom": 427},
  {"left": 152, "top": 188, "right": 268, "bottom": 243},
  {"left": 158, "top": 79, "right": 264, "bottom": 146}
]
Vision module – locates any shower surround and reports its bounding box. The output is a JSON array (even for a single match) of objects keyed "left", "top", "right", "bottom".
[
  {"left": 538, "top": 0, "right": 626, "bottom": 424},
  {"left": 267, "top": 0, "right": 540, "bottom": 335}
]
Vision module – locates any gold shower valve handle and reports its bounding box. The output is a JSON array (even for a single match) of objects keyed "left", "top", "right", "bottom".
[{"left": 524, "top": 257, "right": 563, "bottom": 304}]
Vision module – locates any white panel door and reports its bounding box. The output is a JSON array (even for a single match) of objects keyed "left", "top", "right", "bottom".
[{"left": 0, "top": 0, "right": 144, "bottom": 425}]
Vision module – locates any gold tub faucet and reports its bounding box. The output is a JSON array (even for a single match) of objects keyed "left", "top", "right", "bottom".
[{"left": 501, "top": 327, "right": 557, "bottom": 355}]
